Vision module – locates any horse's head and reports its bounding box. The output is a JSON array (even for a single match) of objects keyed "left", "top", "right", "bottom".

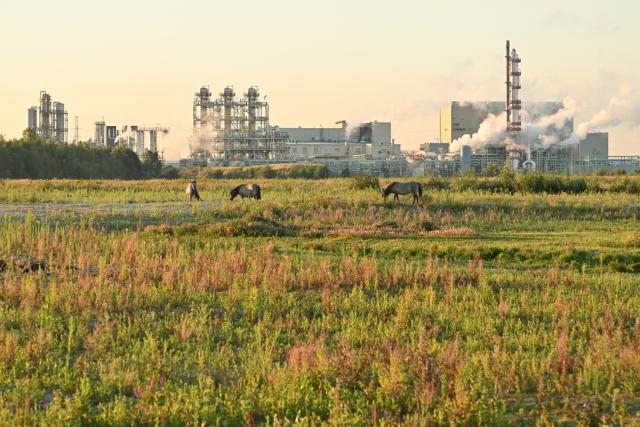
[
  {"left": 381, "top": 184, "right": 391, "bottom": 199},
  {"left": 230, "top": 186, "right": 239, "bottom": 200}
]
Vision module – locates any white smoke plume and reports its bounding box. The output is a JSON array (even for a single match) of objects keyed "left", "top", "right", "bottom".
[
  {"left": 450, "top": 111, "right": 507, "bottom": 152},
  {"left": 188, "top": 126, "right": 216, "bottom": 154},
  {"left": 451, "top": 94, "right": 640, "bottom": 153},
  {"left": 450, "top": 97, "right": 579, "bottom": 152},
  {"left": 560, "top": 97, "right": 640, "bottom": 145}
]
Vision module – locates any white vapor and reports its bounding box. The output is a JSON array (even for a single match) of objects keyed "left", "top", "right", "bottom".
[
  {"left": 560, "top": 97, "right": 640, "bottom": 145},
  {"left": 450, "top": 97, "right": 578, "bottom": 152},
  {"left": 188, "top": 126, "right": 215, "bottom": 154}
]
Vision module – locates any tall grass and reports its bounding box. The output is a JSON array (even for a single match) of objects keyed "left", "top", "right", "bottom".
[{"left": 0, "top": 179, "right": 640, "bottom": 423}]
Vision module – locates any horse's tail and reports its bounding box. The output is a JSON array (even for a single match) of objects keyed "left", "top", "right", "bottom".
[{"left": 255, "top": 185, "right": 261, "bottom": 200}]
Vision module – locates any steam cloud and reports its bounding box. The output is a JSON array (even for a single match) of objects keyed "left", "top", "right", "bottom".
[
  {"left": 189, "top": 126, "right": 215, "bottom": 154},
  {"left": 450, "top": 95, "right": 640, "bottom": 152},
  {"left": 560, "top": 97, "right": 640, "bottom": 145}
]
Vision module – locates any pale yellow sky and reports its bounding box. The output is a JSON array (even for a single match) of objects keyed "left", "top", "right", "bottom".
[{"left": 1, "top": 0, "right": 639, "bottom": 159}]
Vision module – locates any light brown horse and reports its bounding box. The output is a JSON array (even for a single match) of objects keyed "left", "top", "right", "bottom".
[
  {"left": 186, "top": 180, "right": 201, "bottom": 202},
  {"left": 382, "top": 181, "right": 422, "bottom": 204}
]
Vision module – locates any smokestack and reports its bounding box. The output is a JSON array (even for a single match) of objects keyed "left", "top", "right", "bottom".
[{"left": 506, "top": 40, "right": 511, "bottom": 129}]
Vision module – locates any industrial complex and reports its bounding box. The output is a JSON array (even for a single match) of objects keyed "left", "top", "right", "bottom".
[
  {"left": 94, "top": 122, "right": 169, "bottom": 158},
  {"left": 25, "top": 91, "right": 168, "bottom": 159},
  {"left": 410, "top": 42, "right": 639, "bottom": 176},
  {"left": 186, "top": 85, "right": 403, "bottom": 174},
  {"left": 182, "top": 41, "right": 639, "bottom": 176},
  {"left": 24, "top": 41, "right": 640, "bottom": 175}
]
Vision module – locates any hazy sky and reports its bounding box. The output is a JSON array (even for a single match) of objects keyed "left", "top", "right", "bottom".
[{"left": 1, "top": 0, "right": 639, "bottom": 158}]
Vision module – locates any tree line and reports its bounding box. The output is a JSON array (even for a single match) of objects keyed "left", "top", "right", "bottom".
[{"left": 0, "top": 130, "right": 172, "bottom": 179}]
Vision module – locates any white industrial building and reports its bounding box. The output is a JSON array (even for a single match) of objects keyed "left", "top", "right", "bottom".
[{"left": 285, "top": 121, "right": 401, "bottom": 161}]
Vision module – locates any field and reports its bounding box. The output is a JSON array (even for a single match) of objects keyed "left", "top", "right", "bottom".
[{"left": 1, "top": 177, "right": 640, "bottom": 425}]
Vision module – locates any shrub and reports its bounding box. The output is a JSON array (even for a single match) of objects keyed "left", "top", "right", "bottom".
[
  {"left": 160, "top": 166, "right": 180, "bottom": 179},
  {"left": 261, "top": 166, "right": 277, "bottom": 179},
  {"left": 483, "top": 163, "right": 501, "bottom": 177},
  {"left": 351, "top": 174, "right": 380, "bottom": 190}
]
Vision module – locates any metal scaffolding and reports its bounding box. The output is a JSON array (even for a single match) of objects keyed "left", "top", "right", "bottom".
[
  {"left": 192, "top": 85, "right": 289, "bottom": 161},
  {"left": 34, "top": 91, "right": 67, "bottom": 143}
]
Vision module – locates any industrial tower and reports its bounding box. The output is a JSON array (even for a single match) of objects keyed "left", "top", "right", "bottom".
[{"left": 192, "top": 85, "right": 289, "bottom": 161}]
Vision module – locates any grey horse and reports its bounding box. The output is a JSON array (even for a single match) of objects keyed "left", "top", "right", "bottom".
[
  {"left": 382, "top": 181, "right": 422, "bottom": 204},
  {"left": 230, "top": 183, "right": 261, "bottom": 200},
  {"left": 186, "top": 180, "right": 201, "bottom": 202}
]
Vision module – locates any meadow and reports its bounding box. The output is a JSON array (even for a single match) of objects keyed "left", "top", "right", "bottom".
[{"left": 1, "top": 177, "right": 640, "bottom": 425}]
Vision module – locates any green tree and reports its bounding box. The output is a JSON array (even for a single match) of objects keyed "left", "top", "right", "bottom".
[{"left": 141, "top": 151, "right": 163, "bottom": 178}]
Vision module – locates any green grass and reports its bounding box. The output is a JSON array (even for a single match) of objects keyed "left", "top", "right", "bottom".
[{"left": 1, "top": 178, "right": 640, "bottom": 424}]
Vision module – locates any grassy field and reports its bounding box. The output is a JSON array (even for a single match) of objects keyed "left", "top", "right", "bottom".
[{"left": 1, "top": 178, "right": 640, "bottom": 425}]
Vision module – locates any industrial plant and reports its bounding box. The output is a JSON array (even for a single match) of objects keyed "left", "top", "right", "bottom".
[
  {"left": 191, "top": 86, "right": 289, "bottom": 162},
  {"left": 94, "top": 122, "right": 168, "bottom": 158},
  {"left": 186, "top": 41, "right": 639, "bottom": 177},
  {"left": 414, "top": 41, "right": 640, "bottom": 176},
  {"left": 24, "top": 40, "right": 640, "bottom": 176},
  {"left": 27, "top": 91, "right": 68, "bottom": 143},
  {"left": 25, "top": 90, "right": 168, "bottom": 160},
  {"left": 186, "top": 84, "right": 403, "bottom": 174}
]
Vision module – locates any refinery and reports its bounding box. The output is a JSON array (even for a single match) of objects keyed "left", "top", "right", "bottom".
[
  {"left": 23, "top": 41, "right": 640, "bottom": 176},
  {"left": 27, "top": 91, "right": 68, "bottom": 143},
  {"left": 25, "top": 92, "right": 169, "bottom": 159}
]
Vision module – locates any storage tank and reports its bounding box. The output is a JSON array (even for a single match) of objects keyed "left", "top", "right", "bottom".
[
  {"left": 53, "top": 102, "right": 66, "bottom": 143},
  {"left": 136, "top": 130, "right": 145, "bottom": 156},
  {"left": 27, "top": 107, "right": 38, "bottom": 132},
  {"left": 149, "top": 130, "right": 158, "bottom": 153}
]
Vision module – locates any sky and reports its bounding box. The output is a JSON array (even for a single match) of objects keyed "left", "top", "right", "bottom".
[{"left": 1, "top": 0, "right": 639, "bottom": 159}]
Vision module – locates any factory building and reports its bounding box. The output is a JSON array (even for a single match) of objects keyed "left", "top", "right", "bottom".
[
  {"left": 280, "top": 126, "right": 345, "bottom": 143},
  {"left": 26, "top": 91, "right": 68, "bottom": 142},
  {"left": 95, "top": 121, "right": 106, "bottom": 147},
  {"left": 577, "top": 132, "right": 608, "bottom": 161},
  {"left": 286, "top": 121, "right": 400, "bottom": 161}
]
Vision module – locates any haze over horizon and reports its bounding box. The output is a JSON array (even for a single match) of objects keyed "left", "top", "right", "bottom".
[{"left": 1, "top": 0, "right": 639, "bottom": 160}]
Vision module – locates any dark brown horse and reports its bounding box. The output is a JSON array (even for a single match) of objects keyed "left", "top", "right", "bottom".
[{"left": 230, "top": 183, "right": 261, "bottom": 200}]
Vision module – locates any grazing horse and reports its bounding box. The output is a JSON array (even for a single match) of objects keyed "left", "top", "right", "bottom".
[
  {"left": 382, "top": 181, "right": 422, "bottom": 204},
  {"left": 230, "top": 183, "right": 261, "bottom": 200},
  {"left": 186, "top": 180, "right": 201, "bottom": 202}
]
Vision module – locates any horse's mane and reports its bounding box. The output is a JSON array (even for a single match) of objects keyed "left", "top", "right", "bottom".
[{"left": 383, "top": 181, "right": 398, "bottom": 195}]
